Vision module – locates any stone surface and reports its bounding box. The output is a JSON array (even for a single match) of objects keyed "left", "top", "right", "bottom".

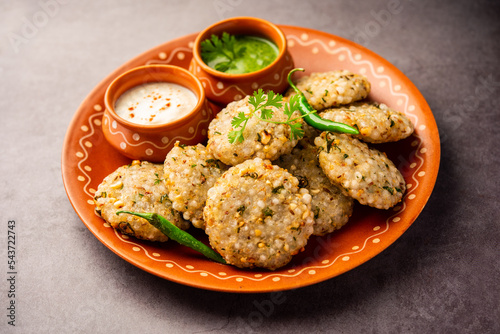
[{"left": 0, "top": 0, "right": 498, "bottom": 333}]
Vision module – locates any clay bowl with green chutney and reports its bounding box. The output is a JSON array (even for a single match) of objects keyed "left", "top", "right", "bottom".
[{"left": 190, "top": 16, "right": 294, "bottom": 106}]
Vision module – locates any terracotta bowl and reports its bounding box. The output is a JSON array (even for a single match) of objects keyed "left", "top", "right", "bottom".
[
  {"left": 103, "top": 65, "right": 214, "bottom": 162},
  {"left": 190, "top": 16, "right": 294, "bottom": 106}
]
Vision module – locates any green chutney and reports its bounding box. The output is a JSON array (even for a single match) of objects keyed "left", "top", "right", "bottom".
[{"left": 203, "top": 35, "right": 279, "bottom": 74}]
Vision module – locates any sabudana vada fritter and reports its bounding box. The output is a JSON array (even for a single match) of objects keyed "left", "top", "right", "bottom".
[
  {"left": 320, "top": 102, "right": 414, "bottom": 144},
  {"left": 277, "top": 143, "right": 354, "bottom": 236},
  {"left": 94, "top": 160, "right": 189, "bottom": 242},
  {"left": 286, "top": 70, "right": 371, "bottom": 110},
  {"left": 163, "top": 142, "right": 228, "bottom": 229},
  {"left": 207, "top": 95, "right": 302, "bottom": 166},
  {"left": 203, "top": 158, "right": 314, "bottom": 270},
  {"left": 315, "top": 133, "right": 406, "bottom": 209}
]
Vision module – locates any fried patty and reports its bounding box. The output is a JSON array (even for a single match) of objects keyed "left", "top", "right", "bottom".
[
  {"left": 277, "top": 143, "right": 354, "bottom": 236},
  {"left": 320, "top": 102, "right": 414, "bottom": 143},
  {"left": 315, "top": 133, "right": 406, "bottom": 209},
  {"left": 94, "top": 161, "right": 188, "bottom": 242},
  {"left": 163, "top": 142, "right": 228, "bottom": 229},
  {"left": 286, "top": 70, "right": 371, "bottom": 110},
  {"left": 203, "top": 158, "right": 314, "bottom": 270},
  {"left": 207, "top": 95, "right": 302, "bottom": 166}
]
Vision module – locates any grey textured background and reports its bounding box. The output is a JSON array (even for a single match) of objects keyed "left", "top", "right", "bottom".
[{"left": 1, "top": 0, "right": 499, "bottom": 333}]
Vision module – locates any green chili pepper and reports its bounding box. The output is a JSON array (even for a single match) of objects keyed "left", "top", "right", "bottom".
[
  {"left": 116, "top": 211, "right": 226, "bottom": 264},
  {"left": 287, "top": 68, "right": 360, "bottom": 135}
]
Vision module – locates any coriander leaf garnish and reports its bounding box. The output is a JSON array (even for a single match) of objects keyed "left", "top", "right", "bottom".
[
  {"left": 200, "top": 32, "right": 246, "bottom": 73},
  {"left": 249, "top": 90, "right": 282, "bottom": 120},
  {"left": 248, "top": 88, "right": 267, "bottom": 108},
  {"left": 288, "top": 121, "right": 305, "bottom": 140},
  {"left": 262, "top": 207, "right": 274, "bottom": 217},
  {"left": 228, "top": 129, "right": 244, "bottom": 144},
  {"left": 283, "top": 93, "right": 299, "bottom": 117},
  {"left": 237, "top": 205, "right": 246, "bottom": 214},
  {"left": 228, "top": 89, "right": 304, "bottom": 144},
  {"left": 231, "top": 111, "right": 247, "bottom": 128}
]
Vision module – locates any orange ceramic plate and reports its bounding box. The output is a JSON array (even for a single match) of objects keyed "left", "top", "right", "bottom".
[{"left": 62, "top": 26, "right": 440, "bottom": 293}]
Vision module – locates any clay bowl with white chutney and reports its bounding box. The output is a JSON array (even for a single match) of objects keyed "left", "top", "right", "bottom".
[{"left": 103, "top": 65, "right": 214, "bottom": 162}]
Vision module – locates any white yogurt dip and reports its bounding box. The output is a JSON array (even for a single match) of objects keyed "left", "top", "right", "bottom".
[{"left": 115, "top": 82, "right": 198, "bottom": 125}]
